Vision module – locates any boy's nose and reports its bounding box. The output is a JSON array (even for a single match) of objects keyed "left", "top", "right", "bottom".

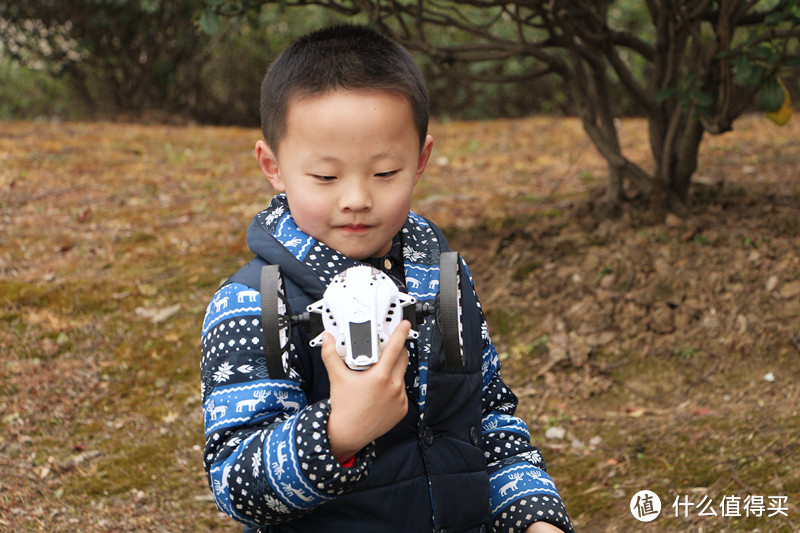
[{"left": 340, "top": 183, "right": 373, "bottom": 212}]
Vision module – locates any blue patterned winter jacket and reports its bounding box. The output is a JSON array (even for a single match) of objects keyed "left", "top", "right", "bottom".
[{"left": 200, "top": 194, "right": 573, "bottom": 533}]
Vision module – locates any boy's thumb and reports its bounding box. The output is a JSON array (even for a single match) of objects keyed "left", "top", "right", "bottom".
[{"left": 319, "top": 332, "right": 342, "bottom": 370}]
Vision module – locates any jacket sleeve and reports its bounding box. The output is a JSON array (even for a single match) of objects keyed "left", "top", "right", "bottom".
[
  {"left": 200, "top": 282, "right": 375, "bottom": 527},
  {"left": 463, "top": 267, "right": 574, "bottom": 533}
]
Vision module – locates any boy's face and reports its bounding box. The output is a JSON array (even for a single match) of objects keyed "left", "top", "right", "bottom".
[{"left": 256, "top": 89, "right": 433, "bottom": 260}]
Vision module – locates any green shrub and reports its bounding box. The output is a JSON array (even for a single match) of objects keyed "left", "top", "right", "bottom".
[{"left": 0, "top": 58, "right": 88, "bottom": 119}]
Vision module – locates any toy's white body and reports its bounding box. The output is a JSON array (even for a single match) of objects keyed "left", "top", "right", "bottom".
[{"left": 307, "top": 266, "right": 418, "bottom": 370}]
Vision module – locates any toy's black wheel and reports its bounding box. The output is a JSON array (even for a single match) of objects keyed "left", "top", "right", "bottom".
[
  {"left": 438, "top": 251, "right": 465, "bottom": 367},
  {"left": 260, "top": 265, "right": 292, "bottom": 379}
]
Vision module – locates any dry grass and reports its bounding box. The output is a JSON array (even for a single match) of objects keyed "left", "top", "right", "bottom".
[{"left": 1, "top": 114, "right": 799, "bottom": 531}]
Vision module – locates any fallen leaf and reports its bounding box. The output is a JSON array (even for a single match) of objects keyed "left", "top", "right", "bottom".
[
  {"left": 545, "top": 426, "right": 567, "bottom": 440},
  {"left": 765, "top": 275, "right": 779, "bottom": 292},
  {"left": 779, "top": 281, "right": 800, "bottom": 299},
  {"left": 625, "top": 407, "right": 647, "bottom": 418},
  {"left": 136, "top": 304, "right": 181, "bottom": 323},
  {"left": 665, "top": 213, "right": 683, "bottom": 227}
]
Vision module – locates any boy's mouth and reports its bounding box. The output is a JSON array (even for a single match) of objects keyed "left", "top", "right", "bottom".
[{"left": 340, "top": 223, "right": 371, "bottom": 233}]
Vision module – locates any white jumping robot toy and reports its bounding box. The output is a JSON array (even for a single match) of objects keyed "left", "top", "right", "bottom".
[{"left": 259, "top": 251, "right": 465, "bottom": 377}]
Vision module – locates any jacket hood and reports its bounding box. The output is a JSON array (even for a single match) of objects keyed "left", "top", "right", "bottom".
[{"left": 245, "top": 194, "right": 328, "bottom": 299}]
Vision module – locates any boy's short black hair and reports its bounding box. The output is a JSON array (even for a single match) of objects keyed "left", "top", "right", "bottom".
[{"left": 260, "top": 24, "right": 429, "bottom": 154}]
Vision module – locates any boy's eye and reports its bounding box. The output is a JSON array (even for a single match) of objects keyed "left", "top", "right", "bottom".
[
  {"left": 375, "top": 170, "right": 399, "bottom": 178},
  {"left": 312, "top": 175, "right": 337, "bottom": 182}
]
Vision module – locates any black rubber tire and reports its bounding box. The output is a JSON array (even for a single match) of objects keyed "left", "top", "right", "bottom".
[
  {"left": 438, "top": 251, "right": 465, "bottom": 367},
  {"left": 260, "top": 265, "right": 291, "bottom": 379}
]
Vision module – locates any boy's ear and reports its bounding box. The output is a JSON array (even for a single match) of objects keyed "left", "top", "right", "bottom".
[
  {"left": 415, "top": 135, "right": 434, "bottom": 183},
  {"left": 255, "top": 140, "right": 284, "bottom": 191}
]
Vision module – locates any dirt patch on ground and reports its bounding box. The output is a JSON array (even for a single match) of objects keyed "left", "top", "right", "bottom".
[{"left": 1, "top": 115, "right": 798, "bottom": 531}]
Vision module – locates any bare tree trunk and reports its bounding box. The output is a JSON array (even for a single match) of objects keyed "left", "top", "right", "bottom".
[
  {"left": 565, "top": 41, "right": 654, "bottom": 211},
  {"left": 647, "top": 100, "right": 705, "bottom": 213},
  {"left": 669, "top": 119, "right": 705, "bottom": 210},
  {"left": 605, "top": 164, "right": 624, "bottom": 206}
]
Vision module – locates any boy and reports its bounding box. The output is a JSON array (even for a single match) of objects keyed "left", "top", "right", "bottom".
[{"left": 201, "top": 24, "right": 573, "bottom": 533}]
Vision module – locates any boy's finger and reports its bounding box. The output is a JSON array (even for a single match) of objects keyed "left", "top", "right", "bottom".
[
  {"left": 381, "top": 320, "right": 411, "bottom": 367},
  {"left": 319, "top": 332, "right": 344, "bottom": 374}
]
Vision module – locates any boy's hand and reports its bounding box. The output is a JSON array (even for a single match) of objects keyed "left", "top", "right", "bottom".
[
  {"left": 525, "top": 522, "right": 563, "bottom": 533},
  {"left": 322, "top": 320, "right": 411, "bottom": 464}
]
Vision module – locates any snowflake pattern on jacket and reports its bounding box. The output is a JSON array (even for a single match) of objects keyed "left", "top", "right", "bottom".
[{"left": 201, "top": 194, "right": 573, "bottom": 532}]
